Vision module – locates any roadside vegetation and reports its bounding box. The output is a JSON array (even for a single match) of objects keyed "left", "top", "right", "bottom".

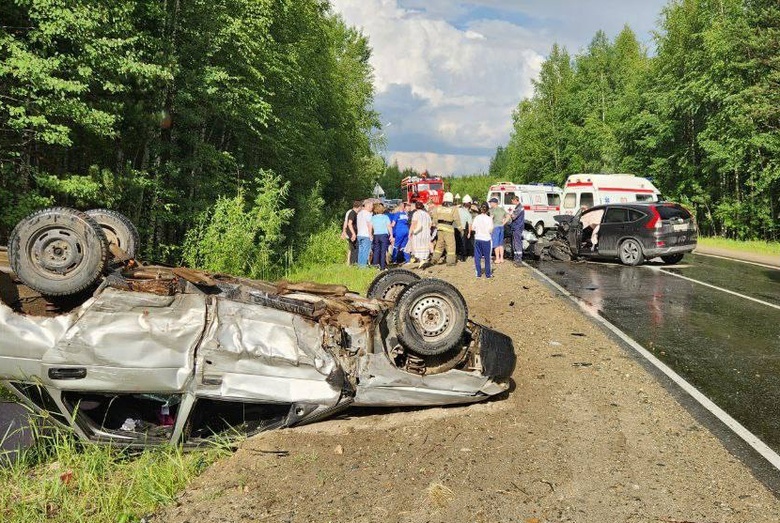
[
  {"left": 0, "top": 415, "right": 230, "bottom": 523},
  {"left": 698, "top": 237, "right": 780, "bottom": 258},
  {"left": 0, "top": 0, "right": 382, "bottom": 269}
]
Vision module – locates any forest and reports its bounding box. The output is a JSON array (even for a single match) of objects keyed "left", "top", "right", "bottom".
[
  {"left": 2, "top": 0, "right": 778, "bottom": 280},
  {"left": 0, "top": 0, "right": 381, "bottom": 276},
  {"left": 489, "top": 0, "right": 779, "bottom": 240}
]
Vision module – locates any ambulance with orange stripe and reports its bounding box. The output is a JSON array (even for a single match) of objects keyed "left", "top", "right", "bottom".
[
  {"left": 560, "top": 174, "right": 661, "bottom": 216},
  {"left": 486, "top": 182, "right": 563, "bottom": 236}
]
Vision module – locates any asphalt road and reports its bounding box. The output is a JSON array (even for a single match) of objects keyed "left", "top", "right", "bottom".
[{"left": 530, "top": 253, "right": 780, "bottom": 455}]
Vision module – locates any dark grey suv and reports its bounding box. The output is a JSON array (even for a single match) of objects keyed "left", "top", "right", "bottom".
[{"left": 557, "top": 202, "right": 698, "bottom": 266}]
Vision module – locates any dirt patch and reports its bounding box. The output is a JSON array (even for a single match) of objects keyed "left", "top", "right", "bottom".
[{"left": 153, "top": 262, "right": 780, "bottom": 523}]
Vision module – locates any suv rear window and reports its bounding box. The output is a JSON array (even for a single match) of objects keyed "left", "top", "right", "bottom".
[{"left": 656, "top": 205, "right": 691, "bottom": 220}]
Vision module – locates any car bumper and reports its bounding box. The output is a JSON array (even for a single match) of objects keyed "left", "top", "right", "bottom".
[{"left": 644, "top": 243, "right": 697, "bottom": 258}]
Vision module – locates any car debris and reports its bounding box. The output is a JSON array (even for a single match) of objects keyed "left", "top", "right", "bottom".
[{"left": 0, "top": 208, "right": 516, "bottom": 447}]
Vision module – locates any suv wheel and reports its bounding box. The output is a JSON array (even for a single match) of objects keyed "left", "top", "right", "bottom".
[
  {"left": 619, "top": 238, "right": 644, "bottom": 266},
  {"left": 661, "top": 253, "right": 684, "bottom": 265}
]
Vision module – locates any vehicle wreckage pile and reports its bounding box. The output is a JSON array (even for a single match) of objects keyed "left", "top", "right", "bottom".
[{"left": 0, "top": 207, "right": 515, "bottom": 447}]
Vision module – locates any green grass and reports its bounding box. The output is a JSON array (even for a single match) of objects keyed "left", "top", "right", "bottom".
[
  {"left": 698, "top": 236, "right": 780, "bottom": 257},
  {"left": 0, "top": 414, "right": 231, "bottom": 523},
  {"left": 285, "top": 263, "right": 378, "bottom": 294},
  {"left": 1, "top": 384, "right": 15, "bottom": 401}
]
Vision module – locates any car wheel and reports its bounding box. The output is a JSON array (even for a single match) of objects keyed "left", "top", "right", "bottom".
[
  {"left": 366, "top": 268, "right": 421, "bottom": 301},
  {"left": 534, "top": 221, "right": 545, "bottom": 237},
  {"left": 86, "top": 209, "right": 140, "bottom": 259},
  {"left": 9, "top": 207, "right": 109, "bottom": 296},
  {"left": 619, "top": 238, "right": 644, "bottom": 266},
  {"left": 661, "top": 253, "right": 684, "bottom": 265},
  {"left": 549, "top": 240, "right": 572, "bottom": 261},
  {"left": 394, "top": 278, "right": 468, "bottom": 356}
]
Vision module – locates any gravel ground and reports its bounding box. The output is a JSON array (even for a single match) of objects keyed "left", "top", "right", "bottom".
[{"left": 153, "top": 261, "right": 780, "bottom": 523}]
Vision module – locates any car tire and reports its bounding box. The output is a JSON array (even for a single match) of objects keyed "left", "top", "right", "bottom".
[
  {"left": 534, "top": 221, "right": 545, "bottom": 237},
  {"left": 85, "top": 209, "right": 140, "bottom": 259},
  {"left": 394, "top": 278, "right": 468, "bottom": 356},
  {"left": 661, "top": 253, "right": 685, "bottom": 265},
  {"left": 619, "top": 238, "right": 644, "bottom": 266},
  {"left": 366, "top": 268, "right": 421, "bottom": 302},
  {"left": 549, "top": 240, "right": 572, "bottom": 261},
  {"left": 9, "top": 207, "right": 109, "bottom": 296}
]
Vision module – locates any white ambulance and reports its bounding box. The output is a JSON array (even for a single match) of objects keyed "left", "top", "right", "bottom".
[
  {"left": 560, "top": 174, "right": 661, "bottom": 215},
  {"left": 486, "top": 182, "right": 563, "bottom": 235}
]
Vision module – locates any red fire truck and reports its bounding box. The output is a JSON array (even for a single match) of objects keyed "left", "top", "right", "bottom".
[{"left": 401, "top": 171, "right": 446, "bottom": 205}]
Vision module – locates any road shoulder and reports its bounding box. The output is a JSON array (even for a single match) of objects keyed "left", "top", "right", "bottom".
[
  {"left": 153, "top": 262, "right": 780, "bottom": 523},
  {"left": 695, "top": 245, "right": 780, "bottom": 268}
]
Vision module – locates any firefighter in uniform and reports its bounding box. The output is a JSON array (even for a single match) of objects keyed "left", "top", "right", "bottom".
[{"left": 431, "top": 192, "right": 462, "bottom": 266}]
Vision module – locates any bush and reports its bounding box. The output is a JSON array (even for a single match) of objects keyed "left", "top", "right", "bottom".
[
  {"left": 182, "top": 171, "right": 294, "bottom": 280},
  {"left": 292, "top": 223, "right": 347, "bottom": 268}
]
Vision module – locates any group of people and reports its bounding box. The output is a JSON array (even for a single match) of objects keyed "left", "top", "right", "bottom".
[{"left": 341, "top": 192, "right": 526, "bottom": 278}]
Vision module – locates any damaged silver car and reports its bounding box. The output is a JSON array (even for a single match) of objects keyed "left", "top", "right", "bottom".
[{"left": 0, "top": 208, "right": 515, "bottom": 446}]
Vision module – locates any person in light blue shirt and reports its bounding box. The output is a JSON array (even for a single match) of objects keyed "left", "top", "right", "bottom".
[{"left": 369, "top": 203, "right": 393, "bottom": 270}]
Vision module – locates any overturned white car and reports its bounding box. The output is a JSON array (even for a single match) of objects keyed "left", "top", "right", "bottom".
[{"left": 0, "top": 208, "right": 515, "bottom": 446}]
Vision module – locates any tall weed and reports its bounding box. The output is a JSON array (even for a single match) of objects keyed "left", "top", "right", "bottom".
[
  {"left": 0, "top": 415, "right": 230, "bottom": 523},
  {"left": 182, "top": 170, "right": 294, "bottom": 280}
]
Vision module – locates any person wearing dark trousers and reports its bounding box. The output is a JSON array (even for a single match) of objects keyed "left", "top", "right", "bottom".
[
  {"left": 369, "top": 202, "right": 393, "bottom": 270},
  {"left": 508, "top": 195, "right": 525, "bottom": 266},
  {"left": 456, "top": 195, "right": 473, "bottom": 262},
  {"left": 471, "top": 202, "right": 494, "bottom": 278},
  {"left": 344, "top": 200, "right": 361, "bottom": 265}
]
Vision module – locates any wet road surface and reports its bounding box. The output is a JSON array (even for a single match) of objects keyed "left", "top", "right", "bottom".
[{"left": 530, "top": 253, "right": 780, "bottom": 454}]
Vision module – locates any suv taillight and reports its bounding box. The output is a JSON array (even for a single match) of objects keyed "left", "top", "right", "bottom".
[{"left": 645, "top": 206, "right": 662, "bottom": 229}]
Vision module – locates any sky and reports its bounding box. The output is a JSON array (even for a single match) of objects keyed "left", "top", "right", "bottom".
[{"left": 330, "top": 0, "right": 669, "bottom": 176}]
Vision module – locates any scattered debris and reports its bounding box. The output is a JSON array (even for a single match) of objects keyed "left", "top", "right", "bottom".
[{"left": 426, "top": 482, "right": 455, "bottom": 509}]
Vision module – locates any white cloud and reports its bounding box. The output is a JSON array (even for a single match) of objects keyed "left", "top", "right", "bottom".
[
  {"left": 389, "top": 151, "right": 491, "bottom": 177},
  {"left": 331, "top": 0, "right": 666, "bottom": 175}
]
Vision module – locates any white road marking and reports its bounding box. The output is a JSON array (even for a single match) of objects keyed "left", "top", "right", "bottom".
[
  {"left": 526, "top": 262, "right": 780, "bottom": 473},
  {"left": 660, "top": 269, "right": 780, "bottom": 311},
  {"left": 694, "top": 252, "right": 779, "bottom": 270}
]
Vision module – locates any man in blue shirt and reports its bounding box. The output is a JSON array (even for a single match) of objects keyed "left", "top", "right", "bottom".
[{"left": 389, "top": 202, "right": 411, "bottom": 263}]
